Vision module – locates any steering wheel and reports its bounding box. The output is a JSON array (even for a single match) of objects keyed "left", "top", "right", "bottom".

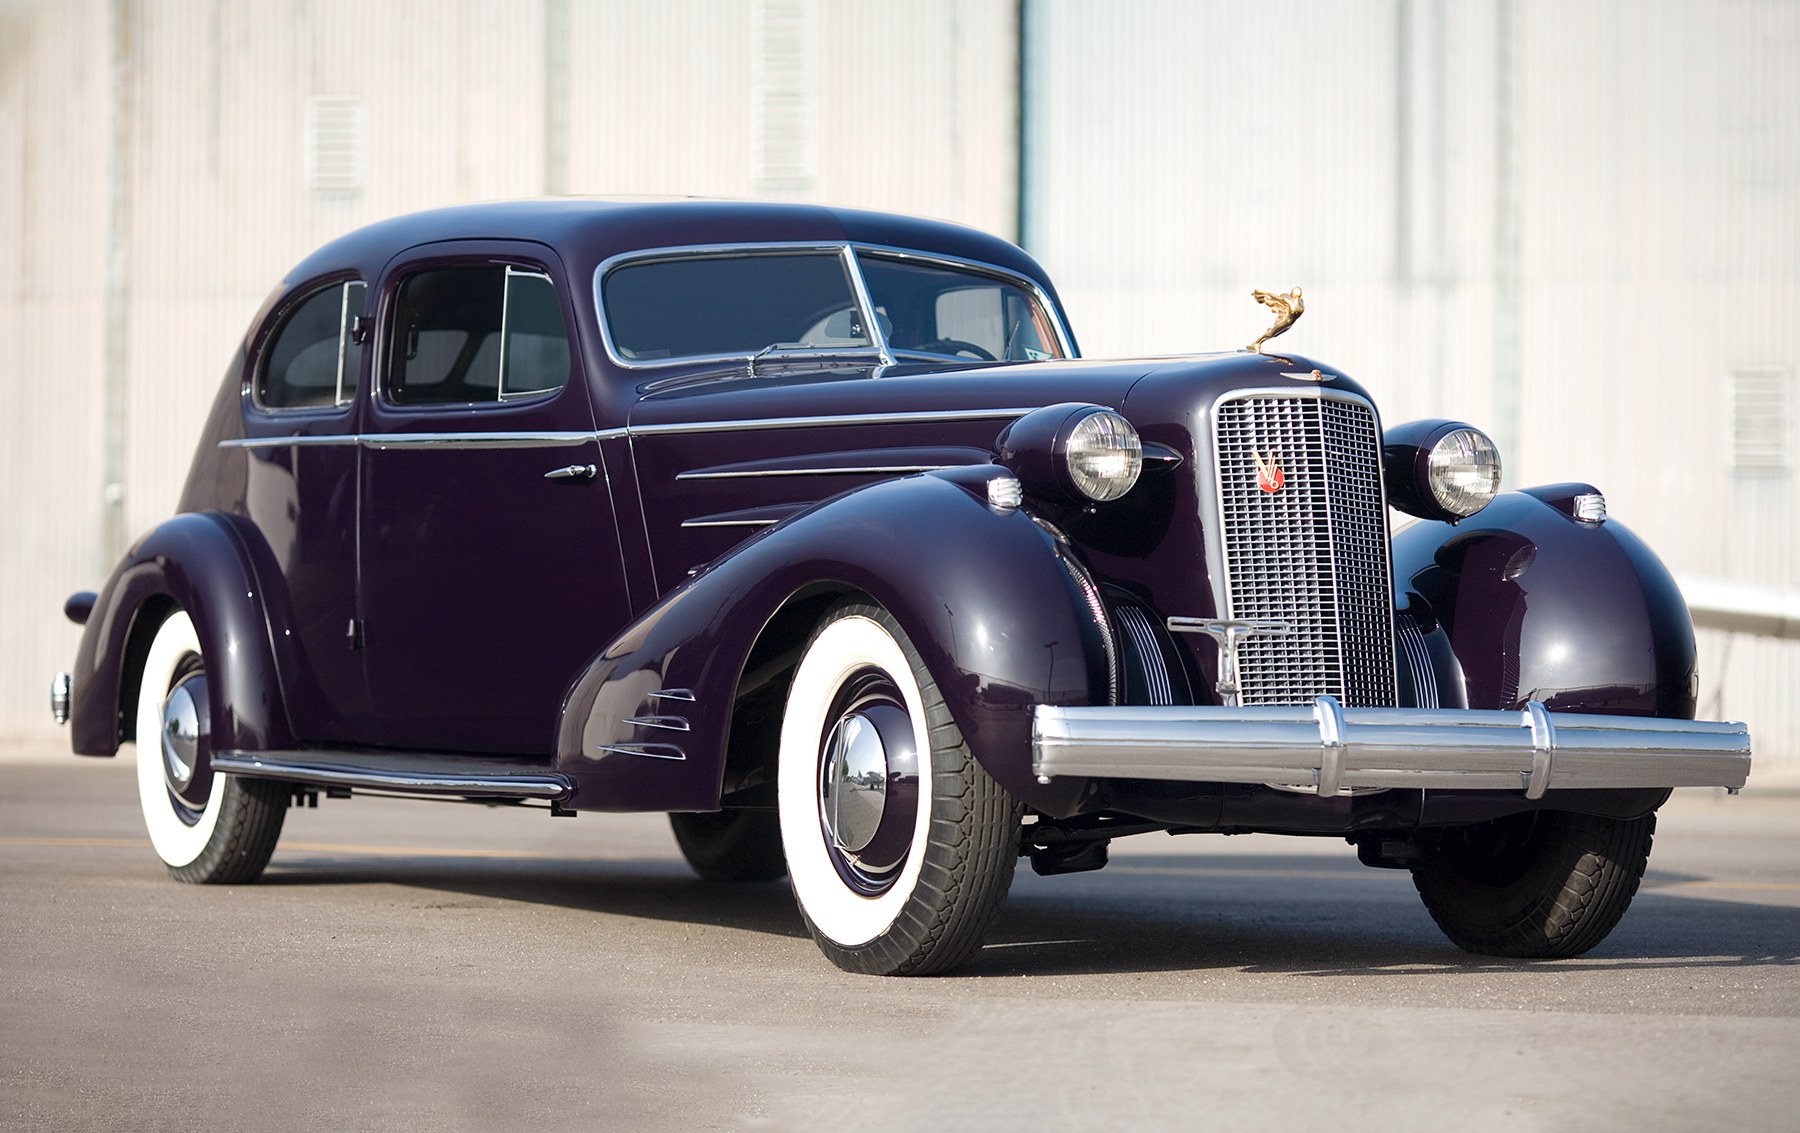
[{"left": 916, "top": 338, "right": 997, "bottom": 361}]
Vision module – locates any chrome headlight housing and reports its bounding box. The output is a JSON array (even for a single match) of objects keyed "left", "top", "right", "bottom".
[
  {"left": 995, "top": 403, "right": 1143, "bottom": 504},
  {"left": 1384, "top": 419, "right": 1503, "bottom": 521}
]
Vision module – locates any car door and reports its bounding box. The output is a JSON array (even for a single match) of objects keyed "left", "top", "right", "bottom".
[
  {"left": 358, "top": 241, "right": 631, "bottom": 755},
  {"left": 238, "top": 274, "right": 373, "bottom": 743}
]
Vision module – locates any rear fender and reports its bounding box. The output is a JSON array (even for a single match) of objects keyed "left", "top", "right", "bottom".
[
  {"left": 554, "top": 467, "right": 1106, "bottom": 814},
  {"left": 1393, "top": 486, "right": 1698, "bottom": 719},
  {"left": 68, "top": 512, "right": 294, "bottom": 756}
]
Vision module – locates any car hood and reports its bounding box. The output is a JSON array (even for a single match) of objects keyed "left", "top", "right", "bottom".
[{"left": 624, "top": 351, "right": 1374, "bottom": 438}]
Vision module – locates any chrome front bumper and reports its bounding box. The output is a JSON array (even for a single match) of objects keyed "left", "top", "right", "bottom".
[{"left": 1032, "top": 697, "right": 1752, "bottom": 797}]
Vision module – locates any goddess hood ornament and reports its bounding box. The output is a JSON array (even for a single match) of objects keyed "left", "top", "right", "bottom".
[{"left": 1247, "top": 287, "right": 1304, "bottom": 353}]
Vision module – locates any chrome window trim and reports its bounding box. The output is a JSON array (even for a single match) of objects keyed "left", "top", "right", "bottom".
[
  {"left": 840, "top": 244, "right": 896, "bottom": 366},
  {"left": 333, "top": 281, "right": 361, "bottom": 407},
  {"left": 592, "top": 241, "right": 1075, "bottom": 370},
  {"left": 495, "top": 267, "right": 561, "bottom": 402}
]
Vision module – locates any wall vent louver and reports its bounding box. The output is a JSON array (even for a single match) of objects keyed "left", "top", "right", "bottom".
[
  {"left": 752, "top": 0, "right": 816, "bottom": 195},
  {"left": 1731, "top": 369, "right": 1791, "bottom": 475},
  {"left": 305, "top": 96, "right": 367, "bottom": 195}
]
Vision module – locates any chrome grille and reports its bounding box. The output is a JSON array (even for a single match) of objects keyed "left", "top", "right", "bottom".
[{"left": 1212, "top": 392, "right": 1396, "bottom": 707}]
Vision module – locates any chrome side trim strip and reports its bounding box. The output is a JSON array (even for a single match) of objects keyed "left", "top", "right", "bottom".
[
  {"left": 681, "top": 518, "right": 782, "bottom": 529},
  {"left": 224, "top": 410, "right": 1034, "bottom": 454},
  {"left": 222, "top": 431, "right": 598, "bottom": 452},
  {"left": 1032, "top": 699, "right": 1752, "bottom": 796},
  {"left": 597, "top": 743, "right": 687, "bottom": 761},
  {"left": 623, "top": 715, "right": 691, "bottom": 732},
  {"left": 211, "top": 752, "right": 571, "bottom": 799},
  {"left": 628, "top": 407, "right": 1038, "bottom": 437},
  {"left": 358, "top": 431, "right": 595, "bottom": 451},
  {"left": 676, "top": 464, "right": 953, "bottom": 480}
]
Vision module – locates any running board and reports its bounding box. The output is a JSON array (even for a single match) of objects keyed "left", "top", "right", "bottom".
[{"left": 212, "top": 750, "right": 571, "bottom": 801}]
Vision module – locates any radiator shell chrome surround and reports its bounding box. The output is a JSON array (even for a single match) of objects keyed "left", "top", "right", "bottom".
[{"left": 1203, "top": 387, "right": 1400, "bottom": 708}]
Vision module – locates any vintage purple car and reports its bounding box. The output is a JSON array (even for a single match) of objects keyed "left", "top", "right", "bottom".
[{"left": 54, "top": 199, "right": 1751, "bottom": 975}]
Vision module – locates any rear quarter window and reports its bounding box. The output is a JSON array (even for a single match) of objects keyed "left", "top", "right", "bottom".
[{"left": 256, "top": 280, "right": 365, "bottom": 410}]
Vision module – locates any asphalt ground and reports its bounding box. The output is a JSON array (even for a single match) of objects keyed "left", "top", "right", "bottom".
[{"left": 2, "top": 747, "right": 1796, "bottom": 1132}]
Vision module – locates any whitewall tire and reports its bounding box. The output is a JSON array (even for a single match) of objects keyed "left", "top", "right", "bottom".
[
  {"left": 134, "top": 609, "right": 287, "bottom": 883},
  {"left": 778, "top": 601, "right": 1021, "bottom": 975}
]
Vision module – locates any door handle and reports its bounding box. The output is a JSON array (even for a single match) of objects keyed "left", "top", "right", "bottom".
[{"left": 543, "top": 464, "right": 598, "bottom": 483}]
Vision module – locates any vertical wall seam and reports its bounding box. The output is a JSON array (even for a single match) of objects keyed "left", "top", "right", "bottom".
[{"left": 100, "top": 0, "right": 135, "bottom": 576}]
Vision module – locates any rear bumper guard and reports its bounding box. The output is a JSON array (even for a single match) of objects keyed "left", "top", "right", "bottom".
[{"left": 1032, "top": 697, "right": 1752, "bottom": 797}]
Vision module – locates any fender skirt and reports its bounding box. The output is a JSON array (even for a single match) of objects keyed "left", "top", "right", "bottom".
[{"left": 555, "top": 468, "right": 1107, "bottom": 815}]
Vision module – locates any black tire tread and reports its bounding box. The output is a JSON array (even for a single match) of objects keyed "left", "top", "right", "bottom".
[
  {"left": 167, "top": 777, "right": 288, "bottom": 885},
  {"left": 1412, "top": 810, "right": 1655, "bottom": 959}
]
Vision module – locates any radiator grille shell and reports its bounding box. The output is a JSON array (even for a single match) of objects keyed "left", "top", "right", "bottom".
[{"left": 1211, "top": 391, "right": 1397, "bottom": 707}]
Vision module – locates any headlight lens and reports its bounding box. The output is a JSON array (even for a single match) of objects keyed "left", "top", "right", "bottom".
[
  {"left": 1426, "top": 427, "right": 1502, "bottom": 517},
  {"left": 1064, "top": 410, "right": 1143, "bottom": 502}
]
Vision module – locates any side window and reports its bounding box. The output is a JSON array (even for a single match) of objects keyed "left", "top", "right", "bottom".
[
  {"left": 257, "top": 280, "right": 365, "bottom": 410},
  {"left": 390, "top": 265, "right": 570, "bottom": 405}
]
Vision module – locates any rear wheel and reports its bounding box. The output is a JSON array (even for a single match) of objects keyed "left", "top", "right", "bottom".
[
  {"left": 777, "top": 601, "right": 1021, "bottom": 975},
  {"left": 670, "top": 809, "right": 787, "bottom": 882},
  {"left": 1410, "top": 809, "right": 1655, "bottom": 958},
  {"left": 134, "top": 609, "right": 287, "bottom": 884}
]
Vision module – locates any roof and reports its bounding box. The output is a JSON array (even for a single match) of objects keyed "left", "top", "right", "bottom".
[{"left": 284, "top": 198, "right": 1053, "bottom": 292}]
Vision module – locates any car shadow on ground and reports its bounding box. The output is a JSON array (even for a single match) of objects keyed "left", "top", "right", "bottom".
[{"left": 258, "top": 849, "right": 1800, "bottom": 978}]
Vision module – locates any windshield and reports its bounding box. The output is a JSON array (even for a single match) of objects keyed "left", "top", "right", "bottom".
[
  {"left": 598, "top": 245, "right": 1068, "bottom": 367},
  {"left": 856, "top": 254, "right": 1064, "bottom": 363}
]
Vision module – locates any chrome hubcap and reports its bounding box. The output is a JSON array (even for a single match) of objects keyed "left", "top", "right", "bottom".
[
  {"left": 817, "top": 672, "right": 920, "bottom": 895},
  {"left": 823, "top": 712, "right": 889, "bottom": 854},
  {"left": 160, "top": 672, "right": 212, "bottom": 819}
]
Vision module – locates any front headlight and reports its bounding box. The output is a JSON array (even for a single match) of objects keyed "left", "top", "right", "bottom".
[
  {"left": 1426, "top": 427, "right": 1502, "bottom": 516},
  {"left": 1384, "top": 419, "right": 1503, "bottom": 521},
  {"left": 995, "top": 403, "right": 1143, "bottom": 504},
  {"left": 1063, "top": 410, "right": 1143, "bottom": 502}
]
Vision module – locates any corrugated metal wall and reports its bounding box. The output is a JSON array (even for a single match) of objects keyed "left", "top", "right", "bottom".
[{"left": 3, "top": 0, "right": 1793, "bottom": 770}]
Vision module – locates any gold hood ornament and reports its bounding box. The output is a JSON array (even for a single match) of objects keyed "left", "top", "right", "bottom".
[{"left": 1247, "top": 287, "right": 1303, "bottom": 353}]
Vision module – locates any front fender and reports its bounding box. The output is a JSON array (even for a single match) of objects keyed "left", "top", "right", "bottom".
[
  {"left": 68, "top": 511, "right": 294, "bottom": 756},
  {"left": 555, "top": 468, "right": 1105, "bottom": 814},
  {"left": 1393, "top": 485, "right": 1698, "bottom": 719}
]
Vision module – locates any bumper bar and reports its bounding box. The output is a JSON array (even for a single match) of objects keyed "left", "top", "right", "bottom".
[{"left": 1032, "top": 697, "right": 1752, "bottom": 797}]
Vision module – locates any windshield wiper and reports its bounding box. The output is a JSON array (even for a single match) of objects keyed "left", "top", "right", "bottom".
[{"left": 747, "top": 342, "right": 883, "bottom": 375}]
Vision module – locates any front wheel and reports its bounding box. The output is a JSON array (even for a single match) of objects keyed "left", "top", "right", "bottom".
[
  {"left": 134, "top": 609, "right": 288, "bottom": 884},
  {"left": 778, "top": 601, "right": 1022, "bottom": 975},
  {"left": 1410, "top": 809, "right": 1655, "bottom": 958}
]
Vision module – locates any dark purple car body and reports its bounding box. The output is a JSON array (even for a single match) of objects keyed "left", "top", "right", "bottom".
[{"left": 57, "top": 200, "right": 1751, "bottom": 974}]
